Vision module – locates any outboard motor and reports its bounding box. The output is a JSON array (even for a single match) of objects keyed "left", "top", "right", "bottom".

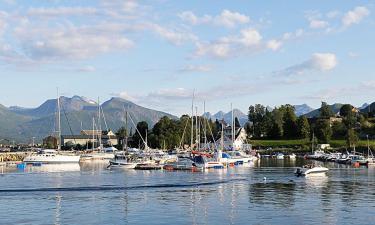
[{"left": 295, "top": 168, "right": 303, "bottom": 177}]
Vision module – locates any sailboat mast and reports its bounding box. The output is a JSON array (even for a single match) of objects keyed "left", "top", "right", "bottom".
[
  {"left": 97, "top": 97, "right": 102, "bottom": 151},
  {"left": 231, "top": 103, "right": 234, "bottom": 150},
  {"left": 57, "top": 88, "right": 61, "bottom": 151},
  {"left": 125, "top": 111, "right": 128, "bottom": 152},
  {"left": 191, "top": 92, "right": 194, "bottom": 151},
  {"left": 204, "top": 101, "right": 207, "bottom": 150},
  {"left": 92, "top": 117, "right": 95, "bottom": 151},
  {"left": 195, "top": 106, "right": 199, "bottom": 151},
  {"left": 312, "top": 132, "right": 315, "bottom": 154}
]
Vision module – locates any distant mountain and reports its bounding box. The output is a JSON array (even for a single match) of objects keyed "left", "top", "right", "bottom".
[
  {"left": 360, "top": 102, "right": 375, "bottom": 113},
  {"left": 10, "top": 95, "right": 97, "bottom": 117},
  {"left": 1, "top": 96, "right": 177, "bottom": 142},
  {"left": 294, "top": 104, "right": 314, "bottom": 116},
  {"left": 304, "top": 103, "right": 343, "bottom": 118},
  {"left": 359, "top": 103, "right": 370, "bottom": 110},
  {"left": 204, "top": 109, "right": 248, "bottom": 125}
]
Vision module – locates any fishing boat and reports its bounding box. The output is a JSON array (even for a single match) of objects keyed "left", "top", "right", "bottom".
[
  {"left": 23, "top": 90, "right": 80, "bottom": 164},
  {"left": 295, "top": 165, "right": 329, "bottom": 176}
]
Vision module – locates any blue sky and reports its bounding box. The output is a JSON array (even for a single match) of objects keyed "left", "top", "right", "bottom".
[{"left": 0, "top": 0, "right": 374, "bottom": 115}]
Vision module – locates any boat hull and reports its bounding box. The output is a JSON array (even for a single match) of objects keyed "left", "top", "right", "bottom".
[{"left": 23, "top": 155, "right": 80, "bottom": 164}]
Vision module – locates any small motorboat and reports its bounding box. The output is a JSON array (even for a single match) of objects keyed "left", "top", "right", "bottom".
[
  {"left": 276, "top": 153, "right": 284, "bottom": 160},
  {"left": 295, "top": 164, "right": 329, "bottom": 176},
  {"left": 289, "top": 153, "right": 296, "bottom": 159}
]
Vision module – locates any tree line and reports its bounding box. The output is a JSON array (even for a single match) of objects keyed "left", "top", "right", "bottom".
[
  {"left": 247, "top": 102, "right": 374, "bottom": 147},
  {"left": 116, "top": 115, "right": 241, "bottom": 150}
]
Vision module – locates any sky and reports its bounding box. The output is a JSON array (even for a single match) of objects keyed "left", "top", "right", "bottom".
[{"left": 0, "top": 0, "right": 374, "bottom": 116}]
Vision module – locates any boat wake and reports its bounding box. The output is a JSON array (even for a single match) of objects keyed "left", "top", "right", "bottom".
[{"left": 0, "top": 179, "right": 246, "bottom": 193}]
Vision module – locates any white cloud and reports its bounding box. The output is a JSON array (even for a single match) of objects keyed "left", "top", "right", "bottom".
[
  {"left": 113, "top": 91, "right": 138, "bottom": 102},
  {"left": 282, "top": 29, "right": 304, "bottom": 41},
  {"left": 309, "top": 19, "right": 329, "bottom": 29},
  {"left": 195, "top": 28, "right": 264, "bottom": 58},
  {"left": 13, "top": 24, "right": 133, "bottom": 61},
  {"left": 195, "top": 42, "right": 231, "bottom": 58},
  {"left": 310, "top": 53, "right": 337, "bottom": 71},
  {"left": 179, "top": 64, "right": 213, "bottom": 73},
  {"left": 279, "top": 53, "right": 337, "bottom": 76},
  {"left": 27, "top": 7, "right": 98, "bottom": 17},
  {"left": 179, "top": 10, "right": 250, "bottom": 28},
  {"left": 342, "top": 6, "right": 370, "bottom": 27},
  {"left": 302, "top": 80, "right": 375, "bottom": 101},
  {"left": 150, "top": 24, "right": 197, "bottom": 45},
  {"left": 77, "top": 65, "right": 96, "bottom": 72},
  {"left": 326, "top": 10, "right": 340, "bottom": 19},
  {"left": 266, "top": 39, "right": 282, "bottom": 51}
]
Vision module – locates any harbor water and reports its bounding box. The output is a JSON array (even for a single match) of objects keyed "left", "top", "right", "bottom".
[{"left": 1, "top": 158, "right": 375, "bottom": 225}]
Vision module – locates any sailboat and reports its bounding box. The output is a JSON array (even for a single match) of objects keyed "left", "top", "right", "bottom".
[
  {"left": 23, "top": 90, "right": 80, "bottom": 164},
  {"left": 81, "top": 101, "right": 116, "bottom": 161},
  {"left": 109, "top": 111, "right": 139, "bottom": 168}
]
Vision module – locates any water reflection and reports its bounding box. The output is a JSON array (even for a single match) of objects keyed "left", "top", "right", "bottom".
[
  {"left": 25, "top": 164, "right": 80, "bottom": 173},
  {"left": 248, "top": 181, "right": 296, "bottom": 207}
]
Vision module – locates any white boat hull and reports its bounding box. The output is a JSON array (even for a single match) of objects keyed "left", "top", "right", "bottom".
[{"left": 23, "top": 155, "right": 80, "bottom": 164}]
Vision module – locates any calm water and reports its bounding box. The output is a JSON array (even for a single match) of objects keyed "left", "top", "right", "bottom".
[{"left": 1, "top": 159, "right": 375, "bottom": 225}]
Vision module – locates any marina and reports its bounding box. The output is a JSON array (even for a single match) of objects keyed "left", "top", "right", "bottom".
[{"left": 1, "top": 158, "right": 375, "bottom": 225}]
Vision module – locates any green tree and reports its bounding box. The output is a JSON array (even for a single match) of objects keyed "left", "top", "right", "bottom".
[
  {"left": 331, "top": 121, "right": 346, "bottom": 139},
  {"left": 116, "top": 126, "right": 128, "bottom": 149},
  {"left": 346, "top": 128, "right": 359, "bottom": 148},
  {"left": 319, "top": 102, "right": 333, "bottom": 119},
  {"left": 248, "top": 104, "right": 266, "bottom": 138},
  {"left": 268, "top": 108, "right": 284, "bottom": 139},
  {"left": 340, "top": 104, "right": 354, "bottom": 117},
  {"left": 282, "top": 105, "right": 297, "bottom": 139},
  {"left": 296, "top": 116, "right": 310, "bottom": 139},
  {"left": 314, "top": 119, "right": 332, "bottom": 143},
  {"left": 130, "top": 121, "right": 149, "bottom": 148}
]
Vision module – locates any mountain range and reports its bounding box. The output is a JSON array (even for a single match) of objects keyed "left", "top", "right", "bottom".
[
  {"left": 0, "top": 96, "right": 176, "bottom": 143},
  {"left": 1, "top": 96, "right": 372, "bottom": 144},
  {"left": 203, "top": 109, "right": 248, "bottom": 125}
]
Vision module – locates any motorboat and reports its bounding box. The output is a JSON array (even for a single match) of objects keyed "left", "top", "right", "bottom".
[
  {"left": 289, "top": 153, "right": 296, "bottom": 159},
  {"left": 226, "top": 151, "right": 257, "bottom": 165},
  {"left": 306, "top": 150, "right": 326, "bottom": 160},
  {"left": 326, "top": 152, "right": 342, "bottom": 162},
  {"left": 349, "top": 155, "right": 368, "bottom": 165},
  {"left": 108, "top": 153, "right": 139, "bottom": 169},
  {"left": 23, "top": 149, "right": 80, "bottom": 164},
  {"left": 192, "top": 155, "right": 224, "bottom": 169},
  {"left": 276, "top": 153, "right": 284, "bottom": 159},
  {"left": 163, "top": 157, "right": 203, "bottom": 171},
  {"left": 295, "top": 165, "right": 329, "bottom": 176}
]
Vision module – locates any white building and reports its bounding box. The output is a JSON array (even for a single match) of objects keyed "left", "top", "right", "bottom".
[{"left": 217, "top": 126, "right": 251, "bottom": 151}]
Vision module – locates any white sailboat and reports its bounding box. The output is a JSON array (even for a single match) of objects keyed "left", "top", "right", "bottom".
[
  {"left": 23, "top": 90, "right": 80, "bottom": 164},
  {"left": 109, "top": 111, "right": 141, "bottom": 169}
]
